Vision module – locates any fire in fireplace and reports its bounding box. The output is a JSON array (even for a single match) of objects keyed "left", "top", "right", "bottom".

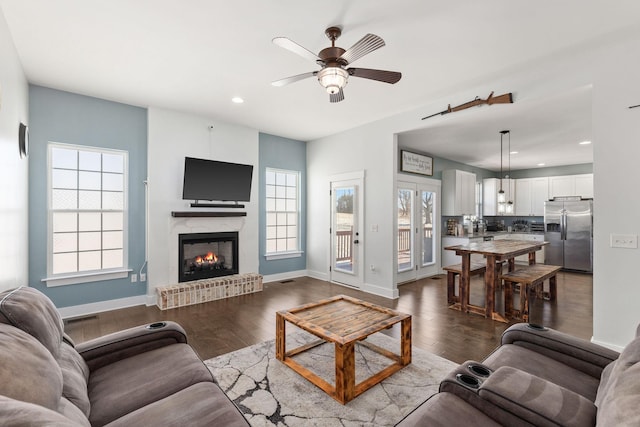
[{"left": 178, "top": 232, "right": 239, "bottom": 282}]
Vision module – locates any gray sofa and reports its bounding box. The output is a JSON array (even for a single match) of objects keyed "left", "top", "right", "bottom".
[
  {"left": 0, "top": 286, "right": 249, "bottom": 426},
  {"left": 397, "top": 323, "right": 640, "bottom": 426}
]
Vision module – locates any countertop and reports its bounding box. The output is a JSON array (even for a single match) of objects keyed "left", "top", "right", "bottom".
[{"left": 443, "top": 231, "right": 544, "bottom": 239}]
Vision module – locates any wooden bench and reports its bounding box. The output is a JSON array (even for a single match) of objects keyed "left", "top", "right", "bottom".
[
  {"left": 443, "top": 262, "right": 487, "bottom": 306},
  {"left": 501, "top": 264, "right": 562, "bottom": 321}
]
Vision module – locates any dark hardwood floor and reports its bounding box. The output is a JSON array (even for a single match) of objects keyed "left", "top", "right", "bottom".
[{"left": 64, "top": 271, "right": 593, "bottom": 364}]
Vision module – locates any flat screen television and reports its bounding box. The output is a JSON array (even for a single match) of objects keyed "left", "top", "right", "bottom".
[{"left": 182, "top": 157, "right": 253, "bottom": 202}]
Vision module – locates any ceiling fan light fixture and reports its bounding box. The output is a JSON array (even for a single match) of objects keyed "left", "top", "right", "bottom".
[{"left": 317, "top": 67, "right": 348, "bottom": 94}]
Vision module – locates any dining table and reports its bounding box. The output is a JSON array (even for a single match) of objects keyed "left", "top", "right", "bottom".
[{"left": 444, "top": 239, "right": 548, "bottom": 323}]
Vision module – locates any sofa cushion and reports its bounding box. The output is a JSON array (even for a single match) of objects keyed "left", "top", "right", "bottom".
[
  {"left": 0, "top": 287, "right": 64, "bottom": 358},
  {"left": 0, "top": 323, "right": 63, "bottom": 410},
  {"left": 0, "top": 395, "right": 83, "bottom": 427},
  {"left": 102, "top": 382, "right": 248, "bottom": 427},
  {"left": 483, "top": 343, "right": 601, "bottom": 401},
  {"left": 59, "top": 342, "right": 91, "bottom": 417},
  {"left": 395, "top": 392, "right": 502, "bottom": 427},
  {"left": 87, "top": 343, "right": 214, "bottom": 426},
  {"left": 595, "top": 334, "right": 640, "bottom": 426},
  {"left": 58, "top": 398, "right": 91, "bottom": 427},
  {"left": 479, "top": 366, "right": 596, "bottom": 427}
]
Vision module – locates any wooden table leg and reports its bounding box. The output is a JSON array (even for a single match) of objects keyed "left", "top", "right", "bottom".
[
  {"left": 446, "top": 271, "right": 456, "bottom": 305},
  {"left": 548, "top": 275, "right": 557, "bottom": 301},
  {"left": 335, "top": 342, "right": 355, "bottom": 404},
  {"left": 521, "top": 284, "right": 530, "bottom": 322},
  {"left": 528, "top": 251, "right": 536, "bottom": 265},
  {"left": 401, "top": 316, "right": 412, "bottom": 365},
  {"left": 487, "top": 255, "right": 508, "bottom": 323},
  {"left": 460, "top": 254, "right": 471, "bottom": 314},
  {"left": 276, "top": 312, "right": 285, "bottom": 361},
  {"left": 504, "top": 279, "right": 514, "bottom": 318},
  {"left": 484, "top": 255, "right": 496, "bottom": 318}
]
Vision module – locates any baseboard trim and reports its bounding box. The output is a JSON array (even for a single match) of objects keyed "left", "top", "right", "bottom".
[
  {"left": 359, "top": 282, "right": 399, "bottom": 299},
  {"left": 146, "top": 293, "right": 157, "bottom": 307},
  {"left": 306, "top": 270, "right": 328, "bottom": 282},
  {"left": 591, "top": 337, "right": 625, "bottom": 353},
  {"left": 262, "top": 270, "right": 308, "bottom": 284},
  {"left": 58, "top": 273, "right": 398, "bottom": 318},
  {"left": 59, "top": 295, "right": 147, "bottom": 320}
]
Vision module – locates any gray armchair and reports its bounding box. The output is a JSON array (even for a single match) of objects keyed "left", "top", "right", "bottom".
[
  {"left": 0, "top": 286, "right": 249, "bottom": 426},
  {"left": 397, "top": 323, "right": 640, "bottom": 426}
]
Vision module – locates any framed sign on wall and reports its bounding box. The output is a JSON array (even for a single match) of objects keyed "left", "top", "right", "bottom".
[{"left": 401, "top": 150, "right": 433, "bottom": 176}]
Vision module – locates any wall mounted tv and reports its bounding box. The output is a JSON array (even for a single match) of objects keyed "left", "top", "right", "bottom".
[{"left": 182, "top": 157, "right": 253, "bottom": 205}]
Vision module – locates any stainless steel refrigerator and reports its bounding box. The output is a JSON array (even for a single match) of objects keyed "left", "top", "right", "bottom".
[{"left": 544, "top": 198, "right": 593, "bottom": 272}]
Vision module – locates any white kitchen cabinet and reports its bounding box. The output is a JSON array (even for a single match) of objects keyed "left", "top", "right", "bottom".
[
  {"left": 442, "top": 170, "right": 476, "bottom": 216},
  {"left": 548, "top": 174, "right": 593, "bottom": 199},
  {"left": 515, "top": 177, "right": 549, "bottom": 216},
  {"left": 574, "top": 174, "right": 594, "bottom": 198},
  {"left": 483, "top": 178, "right": 515, "bottom": 216}
]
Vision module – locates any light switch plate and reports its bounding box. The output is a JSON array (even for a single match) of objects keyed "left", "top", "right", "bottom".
[{"left": 610, "top": 234, "right": 638, "bottom": 249}]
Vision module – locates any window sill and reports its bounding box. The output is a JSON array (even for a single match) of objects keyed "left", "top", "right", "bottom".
[
  {"left": 265, "top": 251, "right": 304, "bottom": 261},
  {"left": 43, "top": 269, "right": 132, "bottom": 287}
]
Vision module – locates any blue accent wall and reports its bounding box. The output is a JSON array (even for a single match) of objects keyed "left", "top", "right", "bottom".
[
  {"left": 28, "top": 85, "right": 147, "bottom": 307},
  {"left": 258, "top": 133, "right": 306, "bottom": 275}
]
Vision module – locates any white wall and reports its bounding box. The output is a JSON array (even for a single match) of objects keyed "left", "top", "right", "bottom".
[
  {"left": 307, "top": 120, "right": 410, "bottom": 298},
  {"left": 307, "top": 27, "right": 640, "bottom": 349},
  {"left": 0, "top": 11, "right": 28, "bottom": 291},
  {"left": 592, "top": 36, "right": 640, "bottom": 350},
  {"left": 147, "top": 107, "right": 259, "bottom": 300}
]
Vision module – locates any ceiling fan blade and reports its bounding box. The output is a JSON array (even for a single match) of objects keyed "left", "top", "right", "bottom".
[
  {"left": 339, "top": 34, "right": 385, "bottom": 65},
  {"left": 271, "top": 71, "right": 317, "bottom": 87},
  {"left": 272, "top": 37, "right": 320, "bottom": 63},
  {"left": 329, "top": 88, "right": 345, "bottom": 103},
  {"left": 348, "top": 68, "right": 402, "bottom": 84}
]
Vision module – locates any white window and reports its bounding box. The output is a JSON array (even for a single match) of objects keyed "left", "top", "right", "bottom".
[
  {"left": 265, "top": 168, "right": 301, "bottom": 259},
  {"left": 45, "top": 143, "right": 129, "bottom": 286}
]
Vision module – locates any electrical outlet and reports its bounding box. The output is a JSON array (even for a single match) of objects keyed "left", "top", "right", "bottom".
[
  {"left": 140, "top": 273, "right": 146, "bottom": 282},
  {"left": 610, "top": 234, "right": 638, "bottom": 249},
  {"left": 131, "top": 274, "right": 138, "bottom": 283}
]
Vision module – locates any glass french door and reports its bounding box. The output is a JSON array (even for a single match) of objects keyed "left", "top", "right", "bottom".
[
  {"left": 330, "top": 177, "right": 363, "bottom": 288},
  {"left": 397, "top": 181, "right": 439, "bottom": 283}
]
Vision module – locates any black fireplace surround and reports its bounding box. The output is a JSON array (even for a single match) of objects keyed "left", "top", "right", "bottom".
[{"left": 178, "top": 232, "right": 239, "bottom": 282}]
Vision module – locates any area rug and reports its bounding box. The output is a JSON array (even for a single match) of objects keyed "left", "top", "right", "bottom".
[{"left": 205, "top": 329, "right": 457, "bottom": 426}]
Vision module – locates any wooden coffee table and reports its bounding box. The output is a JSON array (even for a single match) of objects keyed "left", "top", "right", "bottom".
[{"left": 275, "top": 294, "right": 412, "bottom": 404}]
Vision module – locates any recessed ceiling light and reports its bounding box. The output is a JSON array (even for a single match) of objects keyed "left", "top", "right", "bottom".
[
  {"left": 231, "top": 97, "right": 244, "bottom": 104},
  {"left": 510, "top": 151, "right": 518, "bottom": 155},
  {"left": 537, "top": 163, "right": 546, "bottom": 167},
  {"left": 579, "top": 140, "right": 592, "bottom": 145}
]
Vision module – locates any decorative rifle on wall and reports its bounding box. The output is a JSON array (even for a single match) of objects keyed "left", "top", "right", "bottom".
[{"left": 421, "top": 91, "right": 514, "bottom": 120}]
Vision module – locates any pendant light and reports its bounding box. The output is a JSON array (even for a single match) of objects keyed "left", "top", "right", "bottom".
[
  {"left": 505, "top": 130, "right": 514, "bottom": 214},
  {"left": 497, "top": 131, "right": 507, "bottom": 214}
]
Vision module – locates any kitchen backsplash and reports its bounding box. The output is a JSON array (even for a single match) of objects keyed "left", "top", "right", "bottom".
[{"left": 443, "top": 215, "right": 544, "bottom": 235}]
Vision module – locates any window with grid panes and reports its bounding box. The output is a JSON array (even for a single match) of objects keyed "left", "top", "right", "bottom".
[
  {"left": 265, "top": 169, "right": 299, "bottom": 254},
  {"left": 48, "top": 143, "right": 127, "bottom": 280}
]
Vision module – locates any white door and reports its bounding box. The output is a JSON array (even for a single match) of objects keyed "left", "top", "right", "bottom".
[
  {"left": 397, "top": 181, "right": 440, "bottom": 283},
  {"left": 330, "top": 178, "right": 363, "bottom": 288}
]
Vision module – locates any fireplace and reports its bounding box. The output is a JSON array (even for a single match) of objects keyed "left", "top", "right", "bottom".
[{"left": 178, "top": 232, "right": 239, "bottom": 282}]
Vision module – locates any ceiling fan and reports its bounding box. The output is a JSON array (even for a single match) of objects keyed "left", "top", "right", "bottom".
[{"left": 272, "top": 26, "right": 402, "bottom": 103}]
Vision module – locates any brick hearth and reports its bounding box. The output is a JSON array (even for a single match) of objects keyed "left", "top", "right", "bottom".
[{"left": 156, "top": 273, "right": 263, "bottom": 310}]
